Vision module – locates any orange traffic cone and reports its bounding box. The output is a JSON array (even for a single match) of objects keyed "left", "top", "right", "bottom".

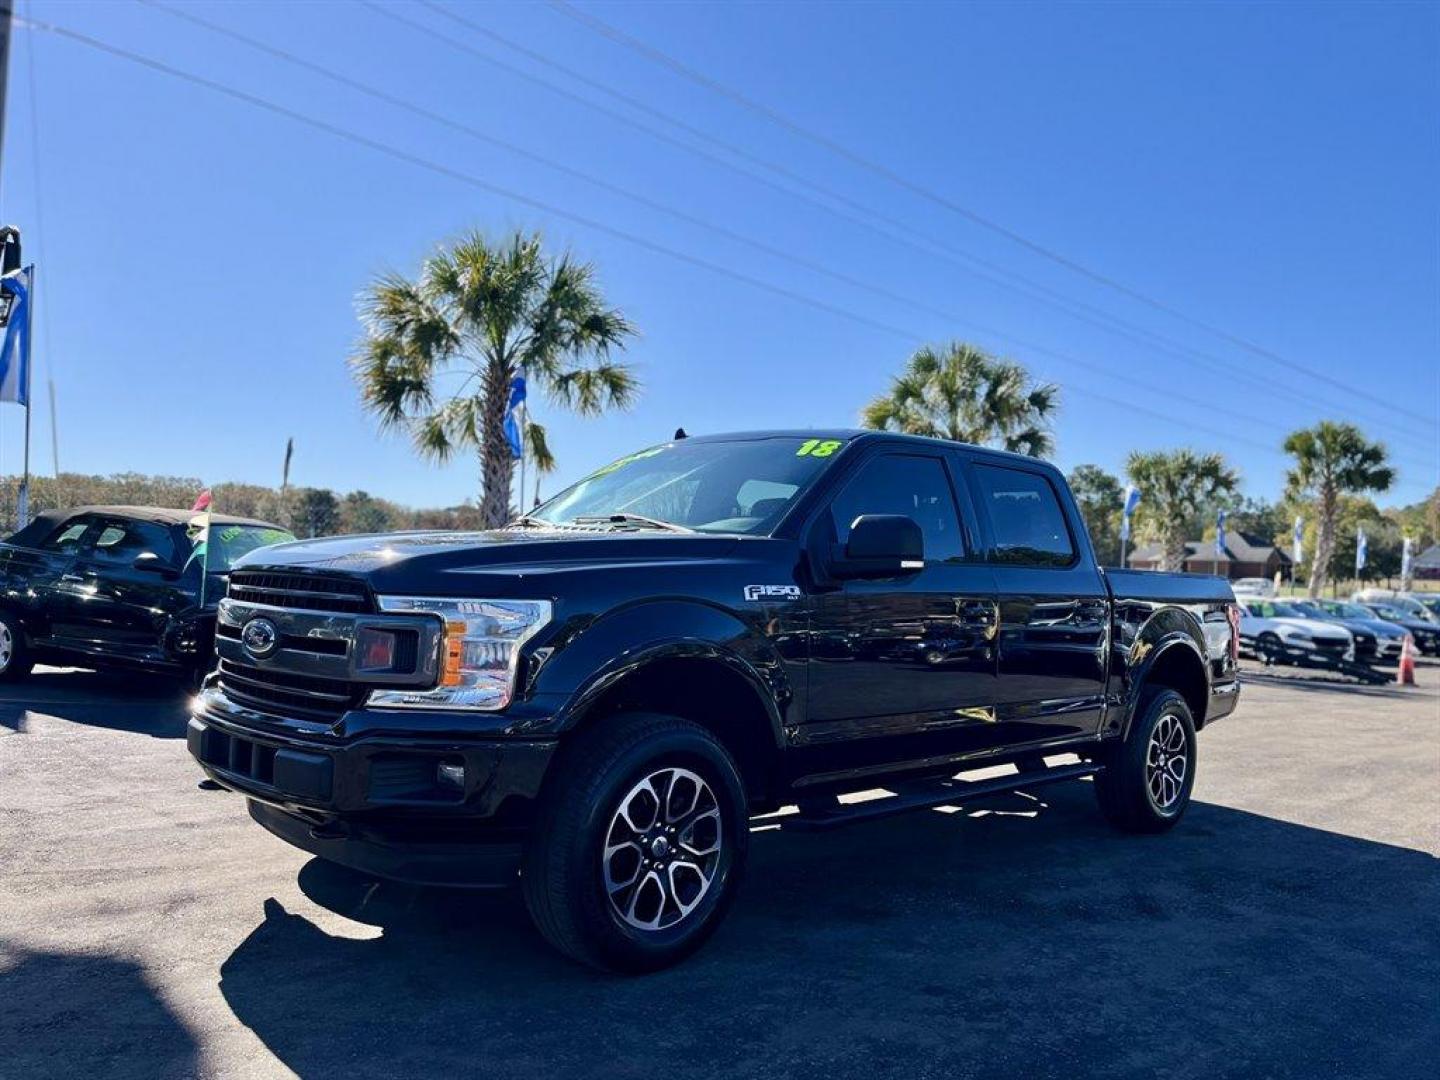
[{"left": 1397, "top": 635, "right": 1416, "bottom": 686}]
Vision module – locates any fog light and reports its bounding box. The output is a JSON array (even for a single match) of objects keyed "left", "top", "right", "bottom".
[{"left": 436, "top": 760, "right": 466, "bottom": 789}]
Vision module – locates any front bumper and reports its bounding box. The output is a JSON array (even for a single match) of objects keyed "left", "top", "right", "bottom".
[
  {"left": 188, "top": 692, "right": 556, "bottom": 884},
  {"left": 246, "top": 800, "right": 525, "bottom": 888}
]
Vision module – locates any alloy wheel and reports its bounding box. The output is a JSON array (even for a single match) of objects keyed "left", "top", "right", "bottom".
[
  {"left": 1145, "top": 712, "right": 1188, "bottom": 812},
  {"left": 603, "top": 767, "right": 723, "bottom": 932},
  {"left": 0, "top": 623, "right": 12, "bottom": 672}
]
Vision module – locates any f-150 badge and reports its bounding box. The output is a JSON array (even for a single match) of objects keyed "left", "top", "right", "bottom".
[{"left": 744, "top": 585, "right": 801, "bottom": 602}]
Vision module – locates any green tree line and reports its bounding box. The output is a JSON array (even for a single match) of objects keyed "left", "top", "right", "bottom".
[{"left": 0, "top": 472, "right": 484, "bottom": 539}]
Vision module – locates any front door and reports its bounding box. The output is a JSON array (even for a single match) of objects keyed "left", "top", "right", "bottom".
[
  {"left": 52, "top": 517, "right": 191, "bottom": 664},
  {"left": 798, "top": 451, "right": 999, "bottom": 783}
]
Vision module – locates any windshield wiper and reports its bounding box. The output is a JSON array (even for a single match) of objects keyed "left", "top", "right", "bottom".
[
  {"left": 508, "top": 515, "right": 550, "bottom": 529},
  {"left": 573, "top": 512, "right": 695, "bottom": 533}
]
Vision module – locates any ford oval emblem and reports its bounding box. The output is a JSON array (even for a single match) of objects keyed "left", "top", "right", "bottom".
[{"left": 241, "top": 617, "right": 280, "bottom": 660}]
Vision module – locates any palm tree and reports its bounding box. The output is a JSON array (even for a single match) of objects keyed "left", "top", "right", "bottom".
[
  {"left": 1125, "top": 449, "right": 1239, "bottom": 571},
  {"left": 862, "top": 342, "right": 1059, "bottom": 457},
  {"left": 352, "top": 230, "right": 637, "bottom": 528},
  {"left": 1283, "top": 421, "right": 1394, "bottom": 597}
]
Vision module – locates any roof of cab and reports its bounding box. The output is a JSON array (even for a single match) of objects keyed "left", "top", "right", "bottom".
[{"left": 679, "top": 429, "right": 1059, "bottom": 469}]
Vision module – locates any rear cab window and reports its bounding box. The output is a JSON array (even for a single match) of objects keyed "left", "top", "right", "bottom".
[{"left": 971, "top": 463, "right": 1076, "bottom": 567}]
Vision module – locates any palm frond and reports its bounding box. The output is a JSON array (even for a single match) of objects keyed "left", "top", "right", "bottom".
[{"left": 525, "top": 421, "right": 557, "bottom": 474}]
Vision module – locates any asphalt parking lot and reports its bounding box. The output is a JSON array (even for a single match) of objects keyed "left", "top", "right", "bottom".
[{"left": 2, "top": 662, "right": 1437, "bottom": 1080}]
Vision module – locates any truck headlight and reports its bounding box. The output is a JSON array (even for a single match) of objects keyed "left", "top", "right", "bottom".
[{"left": 367, "top": 597, "right": 552, "bottom": 711}]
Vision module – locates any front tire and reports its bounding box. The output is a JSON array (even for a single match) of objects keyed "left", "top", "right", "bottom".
[
  {"left": 1257, "top": 631, "right": 1287, "bottom": 665},
  {"left": 522, "top": 713, "right": 749, "bottom": 973},
  {"left": 0, "top": 610, "right": 33, "bottom": 682},
  {"left": 1094, "top": 689, "right": 1197, "bottom": 834}
]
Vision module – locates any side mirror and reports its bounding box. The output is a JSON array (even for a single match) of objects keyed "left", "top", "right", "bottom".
[
  {"left": 132, "top": 552, "right": 180, "bottom": 579},
  {"left": 831, "top": 514, "right": 924, "bottom": 580}
]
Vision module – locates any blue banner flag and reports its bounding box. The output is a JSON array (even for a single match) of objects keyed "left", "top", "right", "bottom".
[
  {"left": 1119, "top": 485, "right": 1141, "bottom": 541},
  {"left": 0, "top": 266, "right": 34, "bottom": 406},
  {"left": 1355, "top": 528, "right": 1367, "bottom": 574},
  {"left": 1401, "top": 536, "right": 1414, "bottom": 581},
  {"left": 502, "top": 375, "right": 527, "bottom": 460},
  {"left": 1215, "top": 510, "right": 1227, "bottom": 558},
  {"left": 1292, "top": 516, "right": 1304, "bottom": 566}
]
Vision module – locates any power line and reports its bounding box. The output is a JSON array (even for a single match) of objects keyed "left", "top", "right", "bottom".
[
  {"left": 407, "top": 0, "right": 1438, "bottom": 447},
  {"left": 546, "top": 0, "right": 1440, "bottom": 431},
  {"left": 138, "top": 0, "right": 1369, "bottom": 463},
  {"left": 21, "top": 15, "right": 1434, "bottom": 485}
]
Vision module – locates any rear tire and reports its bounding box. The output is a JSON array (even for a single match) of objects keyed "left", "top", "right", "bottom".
[
  {"left": 0, "top": 610, "right": 33, "bottom": 682},
  {"left": 1094, "top": 689, "right": 1197, "bottom": 834},
  {"left": 522, "top": 712, "right": 749, "bottom": 973}
]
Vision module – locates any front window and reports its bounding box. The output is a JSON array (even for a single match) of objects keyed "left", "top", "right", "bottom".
[{"left": 528, "top": 436, "right": 848, "bottom": 535}]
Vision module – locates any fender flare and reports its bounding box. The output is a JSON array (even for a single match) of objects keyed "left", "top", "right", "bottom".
[
  {"left": 1120, "top": 621, "right": 1211, "bottom": 739},
  {"left": 537, "top": 599, "right": 791, "bottom": 747}
]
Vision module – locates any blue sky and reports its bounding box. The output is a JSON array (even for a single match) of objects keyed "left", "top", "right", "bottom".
[{"left": 2, "top": 0, "right": 1436, "bottom": 511}]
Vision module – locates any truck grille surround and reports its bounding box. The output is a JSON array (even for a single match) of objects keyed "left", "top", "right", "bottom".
[
  {"left": 214, "top": 571, "right": 440, "bottom": 722},
  {"left": 226, "top": 570, "right": 371, "bottom": 614}
]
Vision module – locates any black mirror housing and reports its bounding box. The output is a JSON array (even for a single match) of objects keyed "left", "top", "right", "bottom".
[{"left": 831, "top": 514, "right": 924, "bottom": 580}]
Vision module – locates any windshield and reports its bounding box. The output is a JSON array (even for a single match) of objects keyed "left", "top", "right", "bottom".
[
  {"left": 1327, "top": 602, "right": 1373, "bottom": 619},
  {"left": 528, "top": 436, "right": 847, "bottom": 534},
  {"left": 1290, "top": 602, "right": 1328, "bottom": 618},
  {"left": 188, "top": 523, "right": 297, "bottom": 572}
]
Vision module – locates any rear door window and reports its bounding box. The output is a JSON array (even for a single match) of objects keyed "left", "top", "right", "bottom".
[{"left": 973, "top": 464, "right": 1075, "bottom": 567}]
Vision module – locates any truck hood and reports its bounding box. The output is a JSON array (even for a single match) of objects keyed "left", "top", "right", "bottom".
[{"left": 235, "top": 527, "right": 750, "bottom": 584}]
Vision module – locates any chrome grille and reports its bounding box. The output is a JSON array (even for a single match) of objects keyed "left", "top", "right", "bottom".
[{"left": 227, "top": 571, "right": 371, "bottom": 614}]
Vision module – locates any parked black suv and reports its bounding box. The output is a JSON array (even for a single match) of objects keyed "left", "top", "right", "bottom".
[
  {"left": 0, "top": 506, "right": 294, "bottom": 684},
  {"left": 187, "top": 432, "right": 1240, "bottom": 971}
]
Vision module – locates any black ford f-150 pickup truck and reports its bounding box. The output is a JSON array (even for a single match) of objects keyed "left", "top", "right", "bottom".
[{"left": 188, "top": 431, "right": 1240, "bottom": 972}]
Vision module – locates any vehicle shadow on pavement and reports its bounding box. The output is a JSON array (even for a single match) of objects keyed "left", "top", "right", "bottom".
[
  {"left": 0, "top": 669, "right": 190, "bottom": 737},
  {"left": 0, "top": 945, "right": 198, "bottom": 1079},
  {"left": 216, "top": 786, "right": 1439, "bottom": 1080}
]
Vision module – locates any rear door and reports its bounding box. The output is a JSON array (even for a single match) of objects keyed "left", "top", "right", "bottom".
[
  {"left": 798, "top": 450, "right": 999, "bottom": 779},
  {"left": 963, "top": 457, "right": 1109, "bottom": 748}
]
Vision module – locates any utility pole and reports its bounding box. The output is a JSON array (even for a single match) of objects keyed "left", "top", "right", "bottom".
[{"left": 0, "top": 2, "right": 13, "bottom": 194}]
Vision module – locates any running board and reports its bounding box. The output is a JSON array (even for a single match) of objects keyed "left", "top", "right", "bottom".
[{"left": 782, "top": 762, "right": 1102, "bottom": 832}]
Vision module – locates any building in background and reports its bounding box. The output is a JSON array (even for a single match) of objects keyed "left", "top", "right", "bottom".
[
  {"left": 1413, "top": 544, "right": 1440, "bottom": 582},
  {"left": 1129, "top": 531, "right": 1294, "bottom": 580}
]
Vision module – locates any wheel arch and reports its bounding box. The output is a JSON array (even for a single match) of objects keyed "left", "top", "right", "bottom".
[
  {"left": 556, "top": 645, "right": 788, "bottom": 809},
  {"left": 1127, "top": 637, "right": 1209, "bottom": 735}
]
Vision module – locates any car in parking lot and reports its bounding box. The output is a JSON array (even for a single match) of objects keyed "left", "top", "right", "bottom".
[
  {"left": 0, "top": 506, "right": 295, "bottom": 685},
  {"left": 1352, "top": 600, "right": 1440, "bottom": 656},
  {"left": 1351, "top": 590, "right": 1436, "bottom": 624},
  {"left": 1291, "top": 599, "right": 1408, "bottom": 664},
  {"left": 1235, "top": 598, "right": 1354, "bottom": 664},
  {"left": 1231, "top": 577, "right": 1276, "bottom": 598}
]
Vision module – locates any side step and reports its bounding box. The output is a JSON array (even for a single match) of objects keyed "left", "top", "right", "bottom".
[{"left": 782, "top": 762, "right": 1102, "bottom": 832}]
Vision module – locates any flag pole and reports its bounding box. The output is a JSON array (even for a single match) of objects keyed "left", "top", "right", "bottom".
[{"left": 18, "top": 265, "right": 30, "bottom": 527}]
